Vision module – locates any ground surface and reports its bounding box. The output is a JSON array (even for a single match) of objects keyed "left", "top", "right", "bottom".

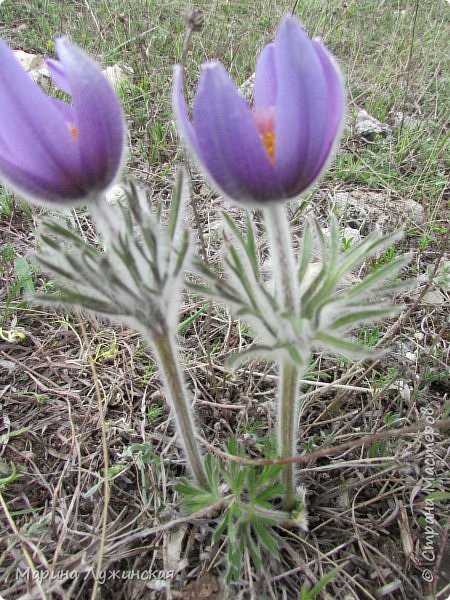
[{"left": 0, "top": 1, "right": 449, "bottom": 599}]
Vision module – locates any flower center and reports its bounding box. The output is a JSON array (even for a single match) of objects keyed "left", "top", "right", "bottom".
[
  {"left": 262, "top": 131, "right": 275, "bottom": 162},
  {"left": 69, "top": 124, "right": 78, "bottom": 139},
  {"left": 254, "top": 107, "right": 276, "bottom": 163}
]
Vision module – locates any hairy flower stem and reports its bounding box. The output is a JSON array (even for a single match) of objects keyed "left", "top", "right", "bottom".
[
  {"left": 278, "top": 362, "right": 300, "bottom": 510},
  {"left": 151, "top": 331, "right": 208, "bottom": 487},
  {"left": 263, "top": 204, "right": 297, "bottom": 313},
  {"left": 264, "top": 203, "right": 300, "bottom": 511}
]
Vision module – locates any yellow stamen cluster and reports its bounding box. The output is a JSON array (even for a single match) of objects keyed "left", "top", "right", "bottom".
[
  {"left": 262, "top": 131, "right": 275, "bottom": 162},
  {"left": 70, "top": 124, "right": 78, "bottom": 139}
]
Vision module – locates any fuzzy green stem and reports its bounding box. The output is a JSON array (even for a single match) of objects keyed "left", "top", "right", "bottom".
[
  {"left": 263, "top": 204, "right": 297, "bottom": 313},
  {"left": 152, "top": 331, "right": 207, "bottom": 487},
  {"left": 263, "top": 203, "right": 300, "bottom": 511},
  {"left": 278, "top": 362, "right": 300, "bottom": 510}
]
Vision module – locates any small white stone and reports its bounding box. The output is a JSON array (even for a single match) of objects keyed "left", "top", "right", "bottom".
[
  {"left": 13, "top": 49, "right": 51, "bottom": 89},
  {"left": 332, "top": 190, "right": 425, "bottom": 230},
  {"left": 342, "top": 226, "right": 362, "bottom": 244},
  {"left": 103, "top": 63, "right": 132, "bottom": 89},
  {"left": 394, "top": 111, "right": 422, "bottom": 129},
  {"left": 239, "top": 71, "right": 255, "bottom": 102},
  {"left": 0, "top": 359, "right": 15, "bottom": 370},
  {"left": 355, "top": 108, "right": 391, "bottom": 136},
  {"left": 396, "top": 380, "right": 411, "bottom": 402},
  {"left": 13, "top": 49, "right": 42, "bottom": 71},
  {"left": 421, "top": 289, "right": 446, "bottom": 305}
]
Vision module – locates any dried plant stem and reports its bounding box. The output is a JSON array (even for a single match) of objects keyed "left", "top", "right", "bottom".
[
  {"left": 263, "top": 203, "right": 301, "bottom": 511},
  {"left": 201, "top": 417, "right": 450, "bottom": 467},
  {"left": 151, "top": 330, "right": 207, "bottom": 487}
]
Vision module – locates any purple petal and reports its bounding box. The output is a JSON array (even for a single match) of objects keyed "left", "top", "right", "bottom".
[
  {"left": 309, "top": 39, "right": 345, "bottom": 179},
  {"left": 193, "top": 62, "right": 282, "bottom": 203},
  {"left": 0, "top": 128, "right": 11, "bottom": 154},
  {"left": 0, "top": 151, "right": 84, "bottom": 204},
  {"left": 51, "top": 98, "right": 76, "bottom": 122},
  {"left": 173, "top": 65, "right": 201, "bottom": 157},
  {"left": 274, "top": 16, "right": 329, "bottom": 194},
  {"left": 0, "top": 38, "right": 82, "bottom": 188},
  {"left": 55, "top": 37, "right": 125, "bottom": 190},
  {"left": 254, "top": 43, "right": 276, "bottom": 109},
  {"left": 46, "top": 58, "right": 71, "bottom": 94}
]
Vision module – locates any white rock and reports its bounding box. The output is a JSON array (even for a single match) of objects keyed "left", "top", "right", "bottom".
[
  {"left": 411, "top": 286, "right": 448, "bottom": 306},
  {"left": 421, "top": 289, "right": 447, "bottom": 306},
  {"left": 355, "top": 108, "right": 391, "bottom": 137},
  {"left": 239, "top": 72, "right": 255, "bottom": 102},
  {"left": 396, "top": 379, "right": 411, "bottom": 402},
  {"left": 333, "top": 190, "right": 425, "bottom": 230},
  {"left": 322, "top": 225, "right": 362, "bottom": 245},
  {"left": 0, "top": 359, "right": 15, "bottom": 371},
  {"left": 333, "top": 191, "right": 368, "bottom": 228},
  {"left": 405, "top": 351, "right": 417, "bottom": 362},
  {"left": 13, "top": 49, "right": 131, "bottom": 93},
  {"left": 13, "top": 49, "right": 51, "bottom": 89},
  {"left": 103, "top": 64, "right": 132, "bottom": 89},
  {"left": 343, "top": 226, "right": 362, "bottom": 244},
  {"left": 30, "top": 65, "right": 51, "bottom": 88},
  {"left": 13, "top": 49, "right": 42, "bottom": 71},
  {"left": 394, "top": 111, "right": 422, "bottom": 130}
]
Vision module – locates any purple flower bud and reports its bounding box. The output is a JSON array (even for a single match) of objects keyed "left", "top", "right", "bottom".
[
  {"left": 0, "top": 37, "right": 126, "bottom": 207},
  {"left": 173, "top": 15, "right": 345, "bottom": 204}
]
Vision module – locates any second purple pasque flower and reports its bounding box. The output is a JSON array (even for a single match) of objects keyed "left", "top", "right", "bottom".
[
  {"left": 174, "top": 15, "right": 345, "bottom": 204},
  {"left": 0, "top": 37, "right": 125, "bottom": 207}
]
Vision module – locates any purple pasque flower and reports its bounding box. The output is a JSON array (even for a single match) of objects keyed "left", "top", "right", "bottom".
[
  {"left": 0, "top": 37, "right": 125, "bottom": 207},
  {"left": 173, "top": 15, "right": 345, "bottom": 204}
]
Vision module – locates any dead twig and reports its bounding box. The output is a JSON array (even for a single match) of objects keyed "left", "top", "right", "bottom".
[{"left": 200, "top": 418, "right": 450, "bottom": 466}]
